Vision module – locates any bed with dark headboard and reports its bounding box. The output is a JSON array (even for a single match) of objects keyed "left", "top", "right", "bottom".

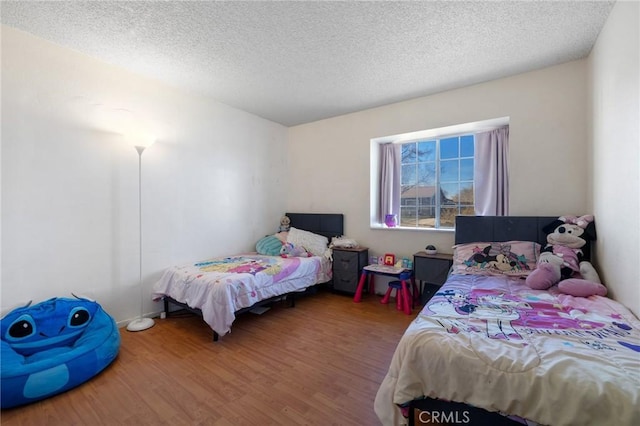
[
  {"left": 153, "top": 213, "right": 343, "bottom": 341},
  {"left": 455, "top": 215, "right": 592, "bottom": 260},
  {"left": 455, "top": 216, "right": 556, "bottom": 245},
  {"left": 286, "top": 212, "right": 344, "bottom": 241},
  {"left": 375, "top": 216, "right": 639, "bottom": 426}
]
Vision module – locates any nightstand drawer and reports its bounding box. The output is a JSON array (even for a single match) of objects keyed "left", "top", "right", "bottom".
[
  {"left": 333, "top": 274, "right": 358, "bottom": 293},
  {"left": 331, "top": 247, "right": 368, "bottom": 295},
  {"left": 413, "top": 252, "right": 453, "bottom": 286},
  {"left": 333, "top": 250, "right": 359, "bottom": 274}
]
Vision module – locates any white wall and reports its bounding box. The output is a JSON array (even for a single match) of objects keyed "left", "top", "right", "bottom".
[
  {"left": 1, "top": 26, "right": 288, "bottom": 324},
  {"left": 588, "top": 0, "right": 640, "bottom": 317},
  {"left": 288, "top": 60, "right": 589, "bottom": 269},
  {"left": 4, "top": 2, "right": 636, "bottom": 323}
]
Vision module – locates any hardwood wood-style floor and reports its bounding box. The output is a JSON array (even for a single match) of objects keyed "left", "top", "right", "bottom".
[{"left": 1, "top": 289, "right": 415, "bottom": 425}]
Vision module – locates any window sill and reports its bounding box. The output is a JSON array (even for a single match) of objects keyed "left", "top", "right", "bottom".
[{"left": 369, "top": 224, "right": 455, "bottom": 233}]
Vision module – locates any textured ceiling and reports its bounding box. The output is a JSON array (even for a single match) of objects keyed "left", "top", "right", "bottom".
[{"left": 1, "top": 1, "right": 615, "bottom": 126}]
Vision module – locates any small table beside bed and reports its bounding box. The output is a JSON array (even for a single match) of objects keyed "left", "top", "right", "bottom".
[
  {"left": 152, "top": 213, "right": 343, "bottom": 341},
  {"left": 354, "top": 265, "right": 417, "bottom": 315},
  {"left": 375, "top": 215, "right": 640, "bottom": 426}
]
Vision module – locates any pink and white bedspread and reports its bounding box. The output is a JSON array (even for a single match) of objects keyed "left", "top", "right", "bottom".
[
  {"left": 375, "top": 274, "right": 640, "bottom": 426},
  {"left": 152, "top": 254, "right": 330, "bottom": 337}
]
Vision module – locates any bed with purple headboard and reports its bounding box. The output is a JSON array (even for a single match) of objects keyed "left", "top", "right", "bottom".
[{"left": 375, "top": 216, "right": 640, "bottom": 426}]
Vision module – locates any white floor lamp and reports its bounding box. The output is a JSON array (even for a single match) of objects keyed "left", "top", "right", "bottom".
[{"left": 127, "top": 142, "right": 155, "bottom": 332}]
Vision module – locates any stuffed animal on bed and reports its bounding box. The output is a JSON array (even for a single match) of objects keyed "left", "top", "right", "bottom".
[
  {"left": 525, "top": 215, "right": 607, "bottom": 297},
  {"left": 279, "top": 242, "right": 311, "bottom": 258},
  {"left": 278, "top": 215, "right": 291, "bottom": 233}
]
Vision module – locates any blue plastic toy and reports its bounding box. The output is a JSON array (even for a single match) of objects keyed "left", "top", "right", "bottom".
[{"left": 1, "top": 297, "right": 120, "bottom": 409}]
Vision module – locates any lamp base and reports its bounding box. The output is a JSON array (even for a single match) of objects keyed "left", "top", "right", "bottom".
[{"left": 126, "top": 317, "right": 155, "bottom": 332}]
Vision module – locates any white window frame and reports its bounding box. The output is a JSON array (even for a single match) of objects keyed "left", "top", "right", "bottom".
[
  {"left": 370, "top": 116, "right": 510, "bottom": 231},
  {"left": 399, "top": 134, "right": 475, "bottom": 228}
]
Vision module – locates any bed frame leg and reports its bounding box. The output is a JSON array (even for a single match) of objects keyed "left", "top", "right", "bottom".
[
  {"left": 213, "top": 331, "right": 219, "bottom": 342},
  {"left": 290, "top": 294, "right": 296, "bottom": 308},
  {"left": 163, "top": 298, "right": 169, "bottom": 316},
  {"left": 408, "top": 401, "right": 415, "bottom": 426}
]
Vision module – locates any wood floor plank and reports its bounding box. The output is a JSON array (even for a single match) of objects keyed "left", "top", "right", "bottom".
[{"left": 0, "top": 289, "right": 415, "bottom": 425}]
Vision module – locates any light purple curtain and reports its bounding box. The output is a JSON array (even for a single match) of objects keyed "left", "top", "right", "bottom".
[
  {"left": 378, "top": 143, "right": 401, "bottom": 223},
  {"left": 474, "top": 126, "right": 509, "bottom": 216}
]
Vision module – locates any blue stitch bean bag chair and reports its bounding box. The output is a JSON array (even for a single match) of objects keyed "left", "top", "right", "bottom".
[{"left": 1, "top": 297, "right": 120, "bottom": 409}]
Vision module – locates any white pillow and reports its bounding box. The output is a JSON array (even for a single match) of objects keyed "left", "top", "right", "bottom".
[{"left": 286, "top": 227, "right": 329, "bottom": 257}]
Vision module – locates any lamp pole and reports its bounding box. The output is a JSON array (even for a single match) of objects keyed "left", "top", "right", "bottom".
[{"left": 127, "top": 145, "right": 155, "bottom": 332}]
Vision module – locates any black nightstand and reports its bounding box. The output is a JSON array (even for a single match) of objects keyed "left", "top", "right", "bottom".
[
  {"left": 413, "top": 252, "right": 453, "bottom": 304},
  {"left": 332, "top": 247, "right": 369, "bottom": 294}
]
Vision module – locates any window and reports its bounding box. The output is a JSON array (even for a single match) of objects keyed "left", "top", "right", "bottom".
[
  {"left": 370, "top": 117, "right": 509, "bottom": 230},
  {"left": 400, "top": 135, "right": 475, "bottom": 228}
]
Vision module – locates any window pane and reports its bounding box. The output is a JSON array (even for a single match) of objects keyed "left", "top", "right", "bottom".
[
  {"left": 461, "top": 135, "right": 474, "bottom": 157},
  {"left": 418, "top": 189, "right": 436, "bottom": 206},
  {"left": 417, "top": 206, "right": 435, "bottom": 228},
  {"left": 400, "top": 206, "right": 417, "bottom": 227},
  {"left": 439, "top": 207, "right": 458, "bottom": 228},
  {"left": 459, "top": 182, "right": 474, "bottom": 205},
  {"left": 400, "top": 189, "right": 417, "bottom": 206},
  {"left": 440, "top": 137, "right": 459, "bottom": 159},
  {"left": 417, "top": 162, "right": 436, "bottom": 186},
  {"left": 401, "top": 164, "right": 416, "bottom": 185},
  {"left": 403, "top": 186, "right": 433, "bottom": 204},
  {"left": 417, "top": 140, "right": 436, "bottom": 162},
  {"left": 440, "top": 160, "right": 459, "bottom": 182},
  {"left": 460, "top": 158, "right": 473, "bottom": 180},
  {"left": 440, "top": 183, "right": 459, "bottom": 204},
  {"left": 401, "top": 143, "right": 416, "bottom": 164},
  {"left": 460, "top": 206, "right": 476, "bottom": 216}
]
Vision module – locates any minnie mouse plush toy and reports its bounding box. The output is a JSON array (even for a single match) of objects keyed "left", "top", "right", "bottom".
[{"left": 525, "top": 215, "right": 607, "bottom": 297}]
